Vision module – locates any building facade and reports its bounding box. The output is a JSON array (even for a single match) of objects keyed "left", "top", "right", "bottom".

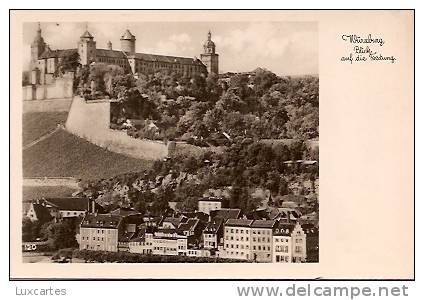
[
  {"left": 79, "top": 214, "right": 122, "bottom": 252},
  {"left": 198, "top": 197, "right": 225, "bottom": 215},
  {"left": 224, "top": 219, "right": 253, "bottom": 260},
  {"left": 30, "top": 24, "right": 220, "bottom": 84},
  {"left": 250, "top": 220, "right": 277, "bottom": 262},
  {"left": 272, "top": 222, "right": 307, "bottom": 263}
]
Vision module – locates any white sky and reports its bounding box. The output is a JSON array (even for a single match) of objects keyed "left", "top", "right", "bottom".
[{"left": 23, "top": 22, "right": 318, "bottom": 76}]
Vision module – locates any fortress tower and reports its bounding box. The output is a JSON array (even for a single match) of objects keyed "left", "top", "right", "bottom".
[
  {"left": 200, "top": 30, "right": 219, "bottom": 75},
  {"left": 30, "top": 23, "right": 46, "bottom": 70},
  {"left": 120, "top": 29, "right": 136, "bottom": 54},
  {"left": 78, "top": 27, "right": 97, "bottom": 66}
]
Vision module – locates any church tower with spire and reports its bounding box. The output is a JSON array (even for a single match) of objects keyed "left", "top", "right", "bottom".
[
  {"left": 200, "top": 30, "right": 219, "bottom": 75},
  {"left": 78, "top": 25, "right": 97, "bottom": 66},
  {"left": 30, "top": 22, "right": 46, "bottom": 70}
]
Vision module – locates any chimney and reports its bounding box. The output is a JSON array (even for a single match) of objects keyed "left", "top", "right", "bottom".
[
  {"left": 107, "top": 41, "right": 112, "bottom": 50},
  {"left": 286, "top": 211, "right": 290, "bottom": 223}
]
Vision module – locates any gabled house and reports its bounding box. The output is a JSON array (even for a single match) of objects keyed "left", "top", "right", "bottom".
[{"left": 203, "top": 218, "right": 224, "bottom": 249}]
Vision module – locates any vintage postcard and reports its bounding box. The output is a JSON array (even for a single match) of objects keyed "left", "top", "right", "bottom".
[{"left": 10, "top": 10, "right": 414, "bottom": 279}]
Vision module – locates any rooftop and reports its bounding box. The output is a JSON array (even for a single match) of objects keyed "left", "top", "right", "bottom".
[
  {"left": 43, "top": 197, "right": 88, "bottom": 211},
  {"left": 251, "top": 219, "right": 277, "bottom": 229},
  {"left": 81, "top": 213, "right": 123, "bottom": 229},
  {"left": 225, "top": 219, "right": 254, "bottom": 228},
  {"left": 273, "top": 223, "right": 296, "bottom": 236},
  {"left": 110, "top": 207, "right": 140, "bottom": 217},
  {"left": 203, "top": 219, "right": 223, "bottom": 233},
  {"left": 210, "top": 208, "right": 241, "bottom": 220}
]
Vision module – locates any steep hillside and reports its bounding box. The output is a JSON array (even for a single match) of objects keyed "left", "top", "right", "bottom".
[
  {"left": 23, "top": 112, "right": 69, "bottom": 145},
  {"left": 23, "top": 128, "right": 153, "bottom": 181}
]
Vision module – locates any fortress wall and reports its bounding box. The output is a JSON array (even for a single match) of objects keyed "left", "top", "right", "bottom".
[
  {"left": 45, "top": 77, "right": 74, "bottom": 99},
  {"left": 66, "top": 96, "right": 169, "bottom": 160},
  {"left": 23, "top": 98, "right": 73, "bottom": 113},
  {"left": 22, "top": 76, "right": 74, "bottom": 101}
]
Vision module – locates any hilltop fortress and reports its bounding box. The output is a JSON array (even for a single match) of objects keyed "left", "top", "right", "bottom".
[{"left": 29, "top": 23, "right": 219, "bottom": 85}]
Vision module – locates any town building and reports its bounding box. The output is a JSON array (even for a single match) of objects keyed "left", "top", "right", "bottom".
[
  {"left": 224, "top": 219, "right": 254, "bottom": 260},
  {"left": 30, "top": 23, "right": 220, "bottom": 85},
  {"left": 26, "top": 197, "right": 101, "bottom": 222},
  {"left": 128, "top": 232, "right": 154, "bottom": 255},
  {"left": 198, "top": 197, "right": 227, "bottom": 215},
  {"left": 79, "top": 213, "right": 123, "bottom": 252},
  {"left": 272, "top": 222, "right": 307, "bottom": 263},
  {"left": 250, "top": 220, "right": 278, "bottom": 262},
  {"left": 78, "top": 212, "right": 143, "bottom": 252},
  {"left": 203, "top": 218, "right": 224, "bottom": 249},
  {"left": 152, "top": 228, "right": 188, "bottom": 256},
  {"left": 25, "top": 202, "right": 52, "bottom": 223}
]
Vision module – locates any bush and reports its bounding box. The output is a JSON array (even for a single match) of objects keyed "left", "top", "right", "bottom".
[{"left": 72, "top": 250, "right": 245, "bottom": 263}]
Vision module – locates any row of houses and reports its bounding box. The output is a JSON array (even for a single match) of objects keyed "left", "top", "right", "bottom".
[
  {"left": 77, "top": 205, "right": 317, "bottom": 263},
  {"left": 24, "top": 196, "right": 317, "bottom": 263}
]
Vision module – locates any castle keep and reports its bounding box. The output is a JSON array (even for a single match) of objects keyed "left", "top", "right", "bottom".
[{"left": 30, "top": 24, "right": 219, "bottom": 85}]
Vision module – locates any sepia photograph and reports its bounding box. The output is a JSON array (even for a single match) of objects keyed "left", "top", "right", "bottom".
[
  {"left": 10, "top": 9, "right": 414, "bottom": 281},
  {"left": 20, "top": 20, "right": 319, "bottom": 264}
]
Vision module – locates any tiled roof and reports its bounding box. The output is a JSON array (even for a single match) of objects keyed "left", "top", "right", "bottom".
[
  {"left": 162, "top": 216, "right": 187, "bottom": 228},
  {"left": 39, "top": 48, "right": 78, "bottom": 59},
  {"left": 110, "top": 207, "right": 140, "bottom": 216},
  {"left": 44, "top": 197, "right": 88, "bottom": 211},
  {"left": 180, "top": 212, "right": 209, "bottom": 223},
  {"left": 31, "top": 203, "right": 53, "bottom": 223},
  {"left": 210, "top": 208, "right": 241, "bottom": 220},
  {"left": 203, "top": 219, "right": 223, "bottom": 234},
  {"left": 38, "top": 47, "right": 206, "bottom": 67},
  {"left": 178, "top": 218, "right": 199, "bottom": 232},
  {"left": 81, "top": 213, "right": 123, "bottom": 229},
  {"left": 273, "top": 223, "right": 295, "bottom": 236},
  {"left": 251, "top": 220, "right": 277, "bottom": 229},
  {"left": 80, "top": 30, "right": 93, "bottom": 39},
  {"left": 119, "top": 231, "right": 137, "bottom": 242},
  {"left": 132, "top": 53, "right": 205, "bottom": 66},
  {"left": 225, "top": 219, "right": 254, "bottom": 227},
  {"left": 96, "top": 49, "right": 127, "bottom": 59},
  {"left": 121, "top": 29, "right": 135, "bottom": 40}
]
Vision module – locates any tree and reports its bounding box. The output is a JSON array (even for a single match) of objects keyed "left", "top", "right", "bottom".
[
  {"left": 44, "top": 220, "right": 78, "bottom": 250},
  {"left": 216, "top": 91, "right": 246, "bottom": 112},
  {"left": 22, "top": 218, "right": 37, "bottom": 242},
  {"left": 56, "top": 52, "right": 80, "bottom": 76},
  {"left": 150, "top": 186, "right": 172, "bottom": 216},
  {"left": 252, "top": 68, "right": 279, "bottom": 97},
  {"left": 278, "top": 177, "right": 289, "bottom": 195}
]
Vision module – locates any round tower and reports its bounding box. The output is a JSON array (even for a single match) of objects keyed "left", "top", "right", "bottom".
[{"left": 120, "top": 29, "right": 136, "bottom": 54}]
